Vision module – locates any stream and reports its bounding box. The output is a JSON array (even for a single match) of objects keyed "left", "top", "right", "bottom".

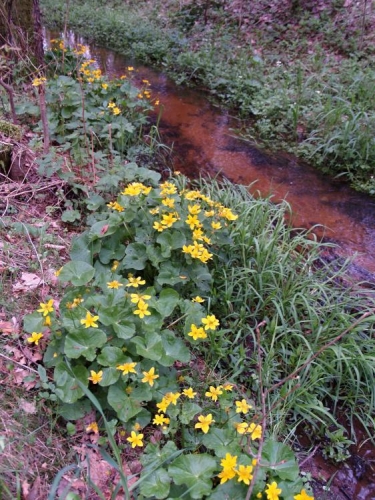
[{"left": 46, "top": 31, "right": 375, "bottom": 498}]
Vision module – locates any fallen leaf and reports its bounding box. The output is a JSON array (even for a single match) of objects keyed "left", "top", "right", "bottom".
[
  {"left": 20, "top": 399, "right": 37, "bottom": 414},
  {"left": 0, "top": 321, "right": 15, "bottom": 335},
  {"left": 12, "top": 272, "right": 44, "bottom": 292}
]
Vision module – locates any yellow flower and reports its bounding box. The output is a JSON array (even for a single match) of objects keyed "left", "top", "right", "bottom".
[
  {"left": 142, "top": 367, "right": 159, "bottom": 386},
  {"left": 294, "top": 490, "right": 314, "bottom": 500},
  {"left": 191, "top": 296, "right": 205, "bottom": 303},
  {"left": 154, "top": 99, "right": 160, "bottom": 106},
  {"left": 185, "top": 214, "right": 201, "bottom": 230},
  {"left": 153, "top": 413, "right": 170, "bottom": 425},
  {"left": 195, "top": 414, "right": 215, "bottom": 434},
  {"left": 54, "top": 267, "right": 63, "bottom": 276},
  {"left": 130, "top": 293, "right": 151, "bottom": 304},
  {"left": 127, "top": 431, "right": 143, "bottom": 448},
  {"left": 37, "top": 299, "right": 54, "bottom": 316},
  {"left": 265, "top": 482, "right": 282, "bottom": 500},
  {"left": 86, "top": 422, "right": 99, "bottom": 434},
  {"left": 156, "top": 399, "right": 170, "bottom": 413},
  {"left": 223, "top": 382, "right": 234, "bottom": 391},
  {"left": 153, "top": 221, "right": 164, "bottom": 232},
  {"left": 162, "top": 197, "right": 175, "bottom": 208},
  {"left": 107, "top": 280, "right": 123, "bottom": 289},
  {"left": 211, "top": 221, "right": 222, "bottom": 230},
  {"left": 187, "top": 324, "right": 207, "bottom": 341},
  {"left": 257, "top": 494, "right": 263, "bottom": 499},
  {"left": 88, "top": 370, "right": 103, "bottom": 384},
  {"left": 126, "top": 276, "right": 146, "bottom": 288},
  {"left": 27, "top": 332, "right": 43, "bottom": 345},
  {"left": 247, "top": 422, "right": 262, "bottom": 440},
  {"left": 133, "top": 299, "right": 151, "bottom": 319},
  {"left": 187, "top": 204, "right": 201, "bottom": 215},
  {"left": 149, "top": 207, "right": 160, "bottom": 215},
  {"left": 220, "top": 453, "right": 237, "bottom": 471},
  {"left": 161, "top": 212, "right": 178, "bottom": 227},
  {"left": 165, "top": 392, "right": 180, "bottom": 405},
  {"left": 80, "top": 311, "right": 99, "bottom": 328},
  {"left": 102, "top": 83, "right": 108, "bottom": 89},
  {"left": 111, "top": 260, "right": 119, "bottom": 271},
  {"left": 133, "top": 422, "right": 142, "bottom": 431},
  {"left": 112, "top": 106, "right": 121, "bottom": 115},
  {"left": 127, "top": 66, "right": 134, "bottom": 71},
  {"left": 201, "top": 314, "right": 219, "bottom": 331},
  {"left": 205, "top": 386, "right": 223, "bottom": 402},
  {"left": 44, "top": 315, "right": 52, "bottom": 327},
  {"left": 116, "top": 362, "right": 137, "bottom": 374},
  {"left": 235, "top": 398, "right": 252, "bottom": 414},
  {"left": 107, "top": 101, "right": 116, "bottom": 108},
  {"left": 32, "top": 76, "right": 47, "bottom": 87},
  {"left": 236, "top": 464, "right": 253, "bottom": 485},
  {"left": 182, "top": 387, "right": 197, "bottom": 399},
  {"left": 234, "top": 422, "right": 249, "bottom": 434},
  {"left": 218, "top": 467, "right": 236, "bottom": 484}
]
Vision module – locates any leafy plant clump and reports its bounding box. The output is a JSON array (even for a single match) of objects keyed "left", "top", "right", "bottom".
[{"left": 24, "top": 173, "right": 319, "bottom": 499}]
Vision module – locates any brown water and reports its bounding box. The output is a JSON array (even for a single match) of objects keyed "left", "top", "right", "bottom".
[{"left": 50, "top": 31, "right": 375, "bottom": 282}]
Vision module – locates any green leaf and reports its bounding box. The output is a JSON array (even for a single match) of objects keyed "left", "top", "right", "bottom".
[
  {"left": 154, "top": 288, "right": 180, "bottom": 317},
  {"left": 113, "top": 321, "right": 136, "bottom": 340},
  {"left": 54, "top": 363, "right": 88, "bottom": 404},
  {"left": 100, "top": 367, "right": 121, "bottom": 386},
  {"left": 141, "top": 441, "right": 179, "bottom": 467},
  {"left": 157, "top": 262, "right": 186, "bottom": 286},
  {"left": 59, "top": 261, "right": 95, "bottom": 286},
  {"left": 179, "top": 402, "right": 202, "bottom": 425},
  {"left": 157, "top": 230, "right": 186, "bottom": 255},
  {"left": 261, "top": 440, "right": 299, "bottom": 481},
  {"left": 89, "top": 219, "right": 118, "bottom": 239},
  {"left": 70, "top": 231, "right": 99, "bottom": 263},
  {"left": 23, "top": 312, "right": 44, "bottom": 333},
  {"left": 58, "top": 399, "right": 92, "bottom": 420},
  {"left": 159, "top": 330, "right": 191, "bottom": 366},
  {"left": 97, "top": 346, "right": 127, "bottom": 366},
  {"left": 64, "top": 329, "right": 107, "bottom": 360},
  {"left": 139, "top": 468, "right": 171, "bottom": 499},
  {"left": 168, "top": 454, "right": 216, "bottom": 499},
  {"left": 85, "top": 194, "right": 105, "bottom": 211},
  {"left": 61, "top": 209, "right": 81, "bottom": 223},
  {"left": 207, "top": 481, "right": 247, "bottom": 499},
  {"left": 131, "top": 331, "right": 164, "bottom": 360},
  {"left": 107, "top": 384, "right": 143, "bottom": 422},
  {"left": 99, "top": 231, "right": 127, "bottom": 264},
  {"left": 123, "top": 243, "right": 148, "bottom": 270},
  {"left": 201, "top": 427, "right": 240, "bottom": 457}
]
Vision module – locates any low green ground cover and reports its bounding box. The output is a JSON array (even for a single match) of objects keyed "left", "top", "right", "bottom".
[
  {"left": 40, "top": 0, "right": 375, "bottom": 195},
  {"left": 1, "top": 27, "right": 375, "bottom": 500}
]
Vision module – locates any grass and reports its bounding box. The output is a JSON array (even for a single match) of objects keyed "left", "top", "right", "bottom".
[{"left": 39, "top": 0, "right": 375, "bottom": 195}]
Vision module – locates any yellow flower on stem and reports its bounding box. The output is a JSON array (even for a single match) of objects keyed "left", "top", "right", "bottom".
[
  {"left": 116, "top": 362, "right": 137, "bottom": 375},
  {"left": 195, "top": 414, "right": 214, "bottom": 434},
  {"left": 107, "top": 280, "right": 123, "bottom": 289},
  {"left": 205, "top": 386, "right": 223, "bottom": 402},
  {"left": 130, "top": 293, "right": 151, "bottom": 304},
  {"left": 153, "top": 413, "right": 170, "bottom": 425},
  {"left": 182, "top": 387, "right": 197, "bottom": 399},
  {"left": 32, "top": 76, "right": 47, "bottom": 87},
  {"left": 44, "top": 315, "right": 52, "bottom": 327},
  {"left": 142, "top": 367, "right": 159, "bottom": 387},
  {"left": 86, "top": 422, "right": 99, "bottom": 434},
  {"left": 27, "top": 332, "right": 43, "bottom": 345},
  {"left": 187, "top": 324, "right": 207, "bottom": 340},
  {"left": 37, "top": 299, "right": 54, "bottom": 316},
  {"left": 265, "top": 482, "right": 282, "bottom": 500},
  {"left": 294, "top": 490, "right": 314, "bottom": 500},
  {"left": 165, "top": 392, "right": 180, "bottom": 405},
  {"left": 111, "top": 260, "right": 119, "bottom": 271},
  {"left": 247, "top": 422, "right": 262, "bottom": 440},
  {"left": 156, "top": 399, "right": 170, "bottom": 413},
  {"left": 220, "top": 453, "right": 238, "bottom": 470},
  {"left": 127, "top": 431, "right": 143, "bottom": 448},
  {"left": 88, "top": 370, "right": 103, "bottom": 384},
  {"left": 80, "top": 311, "right": 99, "bottom": 328},
  {"left": 126, "top": 276, "right": 146, "bottom": 288},
  {"left": 218, "top": 467, "right": 236, "bottom": 484},
  {"left": 223, "top": 382, "right": 234, "bottom": 391},
  {"left": 235, "top": 398, "right": 252, "bottom": 414},
  {"left": 234, "top": 422, "right": 249, "bottom": 435},
  {"left": 191, "top": 296, "right": 205, "bottom": 303},
  {"left": 236, "top": 464, "right": 253, "bottom": 485},
  {"left": 201, "top": 314, "right": 219, "bottom": 331},
  {"left": 133, "top": 300, "right": 151, "bottom": 319}
]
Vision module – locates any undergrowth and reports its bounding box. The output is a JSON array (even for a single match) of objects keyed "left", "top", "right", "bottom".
[{"left": 39, "top": 0, "right": 375, "bottom": 195}]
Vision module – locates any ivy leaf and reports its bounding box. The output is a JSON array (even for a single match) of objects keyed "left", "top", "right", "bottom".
[
  {"left": 168, "top": 454, "right": 216, "bottom": 499},
  {"left": 154, "top": 288, "right": 180, "bottom": 317},
  {"left": 97, "top": 346, "right": 127, "bottom": 366},
  {"left": 131, "top": 331, "right": 164, "bottom": 360},
  {"left": 54, "top": 363, "right": 88, "bottom": 404},
  {"left": 139, "top": 468, "right": 171, "bottom": 499},
  {"left": 159, "top": 330, "right": 190, "bottom": 366},
  {"left": 261, "top": 440, "right": 299, "bottom": 481},
  {"left": 58, "top": 261, "right": 95, "bottom": 286},
  {"left": 64, "top": 329, "right": 107, "bottom": 360},
  {"left": 107, "top": 384, "right": 143, "bottom": 422},
  {"left": 179, "top": 402, "right": 202, "bottom": 425},
  {"left": 123, "top": 242, "right": 148, "bottom": 270}
]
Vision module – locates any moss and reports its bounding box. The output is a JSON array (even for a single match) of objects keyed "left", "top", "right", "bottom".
[{"left": 0, "top": 119, "right": 22, "bottom": 141}]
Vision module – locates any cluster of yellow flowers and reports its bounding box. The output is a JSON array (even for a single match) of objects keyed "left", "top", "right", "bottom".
[
  {"left": 32, "top": 76, "right": 47, "bottom": 87},
  {"left": 79, "top": 59, "right": 102, "bottom": 83},
  {"left": 218, "top": 452, "right": 256, "bottom": 485},
  {"left": 50, "top": 38, "right": 66, "bottom": 51},
  {"left": 73, "top": 43, "right": 88, "bottom": 56},
  {"left": 107, "top": 101, "right": 121, "bottom": 115},
  {"left": 187, "top": 313, "right": 220, "bottom": 341}
]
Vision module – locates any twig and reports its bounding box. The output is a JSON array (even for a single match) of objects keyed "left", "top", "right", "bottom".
[{"left": 0, "top": 352, "right": 39, "bottom": 374}]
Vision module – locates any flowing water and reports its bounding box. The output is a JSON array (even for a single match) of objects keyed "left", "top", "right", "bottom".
[{"left": 46, "top": 31, "right": 375, "bottom": 498}]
